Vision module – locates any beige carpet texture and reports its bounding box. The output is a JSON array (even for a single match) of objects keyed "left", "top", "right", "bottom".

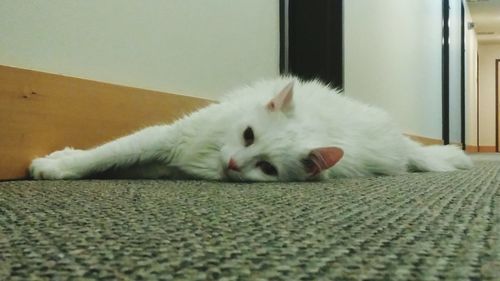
[{"left": 0, "top": 160, "right": 499, "bottom": 280}]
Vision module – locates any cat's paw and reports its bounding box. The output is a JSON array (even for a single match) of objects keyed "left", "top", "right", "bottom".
[
  {"left": 29, "top": 154, "right": 82, "bottom": 180},
  {"left": 30, "top": 158, "right": 79, "bottom": 180}
]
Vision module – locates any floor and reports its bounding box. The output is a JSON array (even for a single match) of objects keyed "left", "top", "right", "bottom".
[
  {"left": 0, "top": 159, "right": 499, "bottom": 280},
  {"left": 468, "top": 153, "right": 500, "bottom": 161}
]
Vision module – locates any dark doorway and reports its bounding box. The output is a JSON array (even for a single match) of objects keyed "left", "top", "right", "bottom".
[{"left": 280, "top": 0, "right": 343, "bottom": 89}]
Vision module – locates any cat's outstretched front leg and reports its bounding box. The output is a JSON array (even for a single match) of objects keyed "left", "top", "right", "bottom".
[{"left": 29, "top": 125, "right": 176, "bottom": 179}]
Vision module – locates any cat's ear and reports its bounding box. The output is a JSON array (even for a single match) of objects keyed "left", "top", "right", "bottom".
[
  {"left": 303, "top": 147, "right": 344, "bottom": 176},
  {"left": 266, "top": 81, "right": 294, "bottom": 112}
]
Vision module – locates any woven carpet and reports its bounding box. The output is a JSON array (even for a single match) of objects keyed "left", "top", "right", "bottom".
[{"left": 0, "top": 161, "right": 499, "bottom": 281}]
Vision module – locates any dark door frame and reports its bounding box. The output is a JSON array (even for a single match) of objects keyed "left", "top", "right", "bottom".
[
  {"left": 279, "top": 0, "right": 290, "bottom": 74},
  {"left": 460, "top": 2, "right": 466, "bottom": 150},
  {"left": 477, "top": 53, "right": 480, "bottom": 151},
  {"left": 496, "top": 59, "right": 499, "bottom": 152},
  {"left": 442, "top": 0, "right": 450, "bottom": 145}
]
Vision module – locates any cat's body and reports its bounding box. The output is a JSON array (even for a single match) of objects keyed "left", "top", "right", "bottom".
[{"left": 30, "top": 77, "right": 472, "bottom": 181}]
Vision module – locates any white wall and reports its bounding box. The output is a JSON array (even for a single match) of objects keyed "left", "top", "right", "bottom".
[
  {"left": 448, "top": 0, "right": 462, "bottom": 144},
  {"left": 0, "top": 0, "right": 280, "bottom": 100},
  {"left": 464, "top": 4, "right": 478, "bottom": 148},
  {"left": 344, "top": 0, "right": 443, "bottom": 139},
  {"left": 478, "top": 43, "right": 500, "bottom": 147}
]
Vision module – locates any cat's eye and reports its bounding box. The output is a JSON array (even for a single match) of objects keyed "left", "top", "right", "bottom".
[
  {"left": 256, "top": 161, "right": 278, "bottom": 176},
  {"left": 243, "top": 126, "right": 254, "bottom": 146}
]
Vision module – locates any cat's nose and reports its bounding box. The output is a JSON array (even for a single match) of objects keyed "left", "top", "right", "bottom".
[{"left": 228, "top": 158, "right": 240, "bottom": 172}]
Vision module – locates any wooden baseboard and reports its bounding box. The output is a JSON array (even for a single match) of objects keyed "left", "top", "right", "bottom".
[
  {"left": 465, "top": 145, "right": 497, "bottom": 153},
  {"left": 0, "top": 65, "right": 213, "bottom": 180},
  {"left": 465, "top": 145, "right": 479, "bottom": 153},
  {"left": 405, "top": 134, "right": 473, "bottom": 150},
  {"left": 478, "top": 146, "right": 497, "bottom": 153},
  {"left": 404, "top": 134, "right": 444, "bottom": 146}
]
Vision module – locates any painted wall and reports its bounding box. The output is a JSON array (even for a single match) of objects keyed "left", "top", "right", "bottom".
[
  {"left": 344, "top": 0, "right": 443, "bottom": 139},
  {"left": 464, "top": 5, "right": 478, "bottom": 149},
  {"left": 0, "top": 0, "right": 280, "bottom": 100},
  {"left": 448, "top": 0, "right": 463, "bottom": 144},
  {"left": 477, "top": 43, "right": 500, "bottom": 148}
]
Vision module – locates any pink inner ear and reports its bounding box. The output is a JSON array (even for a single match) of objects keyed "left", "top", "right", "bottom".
[
  {"left": 307, "top": 147, "right": 344, "bottom": 176},
  {"left": 266, "top": 81, "right": 294, "bottom": 112}
]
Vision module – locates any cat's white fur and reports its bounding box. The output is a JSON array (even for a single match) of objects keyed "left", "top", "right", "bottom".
[{"left": 30, "top": 77, "right": 472, "bottom": 181}]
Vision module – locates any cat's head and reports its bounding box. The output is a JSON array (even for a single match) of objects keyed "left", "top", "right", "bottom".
[{"left": 219, "top": 81, "right": 343, "bottom": 181}]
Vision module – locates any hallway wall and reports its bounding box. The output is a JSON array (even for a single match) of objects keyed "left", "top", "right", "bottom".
[
  {"left": 478, "top": 43, "right": 500, "bottom": 149},
  {"left": 449, "top": 0, "right": 463, "bottom": 145},
  {"left": 0, "top": 0, "right": 280, "bottom": 100},
  {"left": 344, "top": 0, "right": 443, "bottom": 139},
  {"left": 464, "top": 5, "right": 478, "bottom": 150}
]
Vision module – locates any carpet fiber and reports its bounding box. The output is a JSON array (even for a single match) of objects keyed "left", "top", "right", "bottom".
[{"left": 1, "top": 161, "right": 499, "bottom": 280}]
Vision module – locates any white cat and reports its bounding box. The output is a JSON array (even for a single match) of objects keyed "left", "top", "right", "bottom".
[{"left": 29, "top": 77, "right": 472, "bottom": 181}]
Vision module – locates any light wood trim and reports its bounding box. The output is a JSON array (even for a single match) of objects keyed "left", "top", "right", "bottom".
[
  {"left": 465, "top": 145, "right": 479, "bottom": 153},
  {"left": 0, "top": 65, "right": 213, "bottom": 180},
  {"left": 478, "top": 146, "right": 497, "bottom": 153},
  {"left": 405, "top": 134, "right": 444, "bottom": 146}
]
